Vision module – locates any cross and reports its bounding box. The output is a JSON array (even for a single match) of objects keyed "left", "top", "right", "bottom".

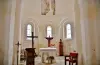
[
  {"left": 15, "top": 41, "right": 21, "bottom": 65},
  {"left": 27, "top": 32, "right": 38, "bottom": 48},
  {"left": 45, "top": 36, "right": 53, "bottom": 47}
]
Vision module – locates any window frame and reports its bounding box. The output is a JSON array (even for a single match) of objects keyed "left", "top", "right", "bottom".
[
  {"left": 46, "top": 26, "right": 52, "bottom": 37},
  {"left": 26, "top": 24, "right": 33, "bottom": 40},
  {"left": 66, "top": 23, "right": 72, "bottom": 40},
  {"left": 63, "top": 22, "right": 72, "bottom": 40}
]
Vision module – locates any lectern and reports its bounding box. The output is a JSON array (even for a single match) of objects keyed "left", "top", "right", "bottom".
[
  {"left": 59, "top": 39, "right": 63, "bottom": 56},
  {"left": 25, "top": 48, "right": 36, "bottom": 65}
]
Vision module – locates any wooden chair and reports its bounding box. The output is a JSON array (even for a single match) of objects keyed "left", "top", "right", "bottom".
[
  {"left": 65, "top": 55, "right": 71, "bottom": 65},
  {"left": 65, "top": 52, "right": 78, "bottom": 65}
]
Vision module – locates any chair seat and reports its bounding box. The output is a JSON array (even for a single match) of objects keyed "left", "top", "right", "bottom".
[
  {"left": 65, "top": 59, "right": 70, "bottom": 61},
  {"left": 66, "top": 59, "right": 77, "bottom": 62},
  {"left": 69, "top": 59, "right": 77, "bottom": 62}
]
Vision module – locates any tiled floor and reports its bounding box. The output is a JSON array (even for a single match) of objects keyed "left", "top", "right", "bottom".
[{"left": 20, "top": 56, "right": 65, "bottom": 65}]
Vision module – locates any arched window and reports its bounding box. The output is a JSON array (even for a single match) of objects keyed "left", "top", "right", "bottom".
[
  {"left": 66, "top": 24, "right": 72, "bottom": 39},
  {"left": 26, "top": 24, "right": 32, "bottom": 40},
  {"left": 47, "top": 26, "right": 52, "bottom": 37}
]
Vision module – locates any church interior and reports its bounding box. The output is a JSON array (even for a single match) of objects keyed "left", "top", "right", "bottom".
[{"left": 0, "top": 0, "right": 100, "bottom": 65}]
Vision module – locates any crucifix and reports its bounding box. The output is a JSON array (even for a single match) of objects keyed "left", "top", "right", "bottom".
[
  {"left": 15, "top": 41, "right": 21, "bottom": 65},
  {"left": 45, "top": 36, "right": 53, "bottom": 47}
]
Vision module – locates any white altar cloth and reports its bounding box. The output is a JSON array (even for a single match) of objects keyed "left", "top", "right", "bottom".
[
  {"left": 40, "top": 47, "right": 57, "bottom": 51},
  {"left": 39, "top": 47, "right": 57, "bottom": 63}
]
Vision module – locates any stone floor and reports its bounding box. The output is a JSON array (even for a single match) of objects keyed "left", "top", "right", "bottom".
[
  {"left": 35, "top": 56, "right": 65, "bottom": 65},
  {"left": 20, "top": 56, "right": 66, "bottom": 65}
]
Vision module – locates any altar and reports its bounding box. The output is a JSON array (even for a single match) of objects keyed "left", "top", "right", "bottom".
[{"left": 39, "top": 47, "right": 57, "bottom": 63}]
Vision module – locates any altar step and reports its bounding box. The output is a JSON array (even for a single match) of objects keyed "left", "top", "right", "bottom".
[{"left": 19, "top": 56, "right": 69, "bottom": 65}]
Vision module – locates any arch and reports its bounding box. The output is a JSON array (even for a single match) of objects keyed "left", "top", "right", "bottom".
[
  {"left": 61, "top": 19, "right": 73, "bottom": 40},
  {"left": 23, "top": 18, "right": 40, "bottom": 42}
]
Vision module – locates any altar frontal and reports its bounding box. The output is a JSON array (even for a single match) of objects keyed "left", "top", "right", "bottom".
[{"left": 40, "top": 47, "right": 57, "bottom": 63}]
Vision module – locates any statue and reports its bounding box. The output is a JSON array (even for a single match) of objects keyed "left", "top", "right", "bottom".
[{"left": 59, "top": 39, "right": 64, "bottom": 56}]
